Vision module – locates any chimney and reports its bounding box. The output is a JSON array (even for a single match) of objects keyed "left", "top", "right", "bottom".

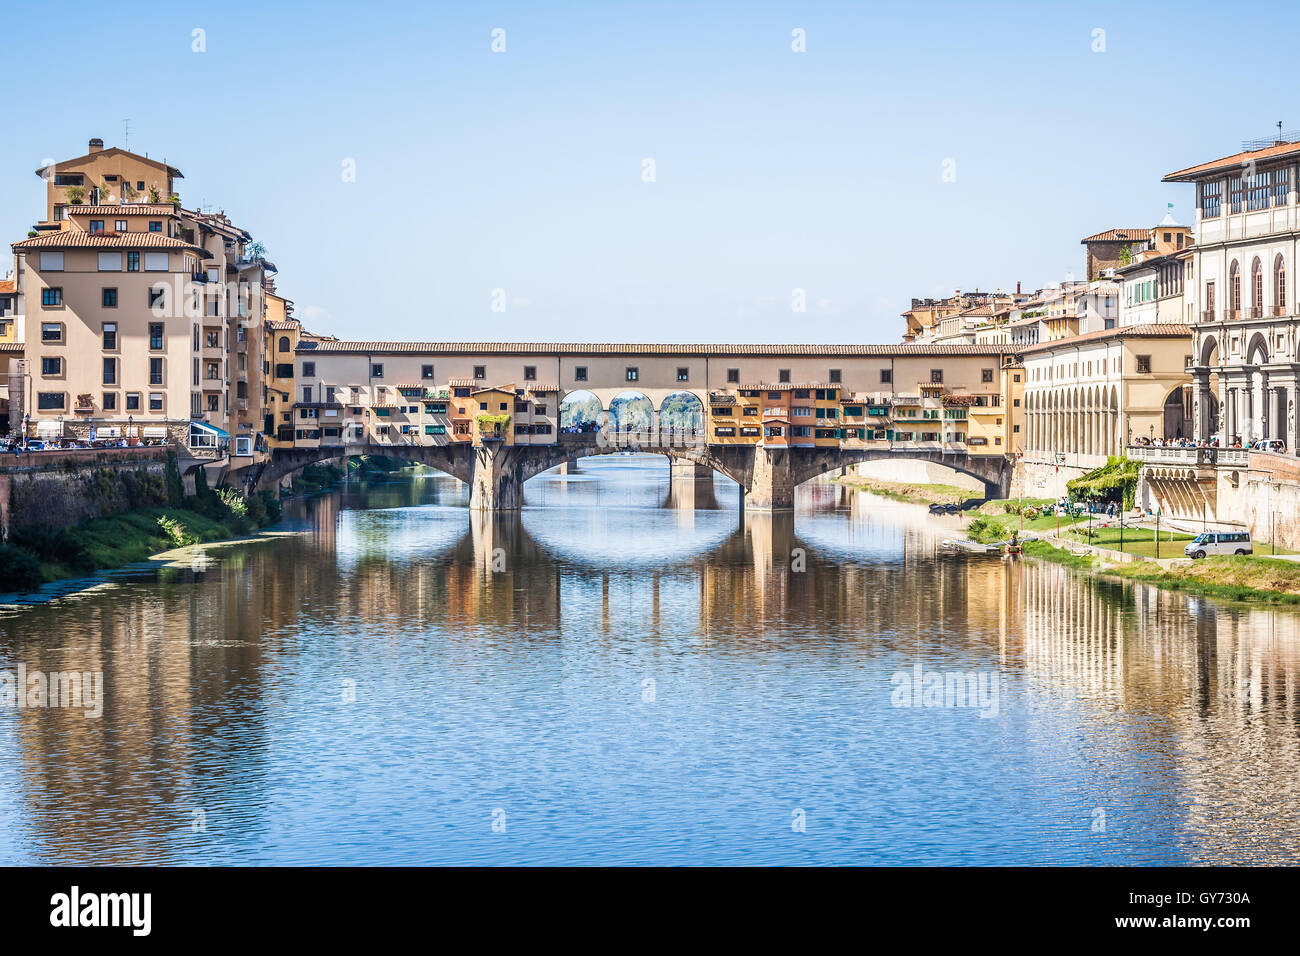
[
  {"left": 1016, "top": 281, "right": 1021, "bottom": 294},
  {"left": 88, "top": 137, "right": 104, "bottom": 153}
]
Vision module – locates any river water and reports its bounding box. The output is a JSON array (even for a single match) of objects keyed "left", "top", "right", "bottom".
[{"left": 1, "top": 454, "right": 1298, "bottom": 865}]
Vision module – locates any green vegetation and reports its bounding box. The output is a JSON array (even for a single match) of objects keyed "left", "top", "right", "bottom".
[
  {"left": 967, "top": 510, "right": 1087, "bottom": 543},
  {"left": 475, "top": 413, "right": 511, "bottom": 436},
  {"left": 1066, "top": 456, "right": 1140, "bottom": 509},
  {"left": 0, "top": 485, "right": 283, "bottom": 593},
  {"left": 349, "top": 456, "right": 402, "bottom": 476},
  {"left": 978, "top": 497, "right": 1056, "bottom": 516},
  {"left": 837, "top": 476, "right": 980, "bottom": 506},
  {"left": 1060, "top": 524, "right": 1192, "bottom": 558}
]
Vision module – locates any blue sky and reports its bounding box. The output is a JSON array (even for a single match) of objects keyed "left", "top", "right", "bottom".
[{"left": 1, "top": 1, "right": 1292, "bottom": 342}]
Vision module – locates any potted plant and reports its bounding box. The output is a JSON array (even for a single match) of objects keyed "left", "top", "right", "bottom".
[
  {"left": 147, "top": 185, "right": 161, "bottom": 203},
  {"left": 66, "top": 185, "right": 85, "bottom": 204}
]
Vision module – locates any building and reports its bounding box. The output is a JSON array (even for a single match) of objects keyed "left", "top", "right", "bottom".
[
  {"left": 1165, "top": 139, "right": 1300, "bottom": 449},
  {"left": 1020, "top": 324, "right": 1193, "bottom": 496},
  {"left": 9, "top": 136, "right": 285, "bottom": 475}
]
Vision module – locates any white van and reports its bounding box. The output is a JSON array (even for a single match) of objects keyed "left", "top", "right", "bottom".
[{"left": 1184, "top": 530, "right": 1253, "bottom": 559}]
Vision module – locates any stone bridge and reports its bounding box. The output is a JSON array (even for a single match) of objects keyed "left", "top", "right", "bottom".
[{"left": 251, "top": 431, "right": 1012, "bottom": 512}]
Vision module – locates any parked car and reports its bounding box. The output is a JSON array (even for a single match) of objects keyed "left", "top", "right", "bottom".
[{"left": 1184, "top": 530, "right": 1253, "bottom": 559}]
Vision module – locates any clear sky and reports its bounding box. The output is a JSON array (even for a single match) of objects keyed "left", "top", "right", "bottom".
[{"left": 1, "top": 0, "right": 1294, "bottom": 342}]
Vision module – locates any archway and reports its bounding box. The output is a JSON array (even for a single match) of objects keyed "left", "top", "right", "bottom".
[
  {"left": 658, "top": 390, "right": 704, "bottom": 434},
  {"left": 559, "top": 389, "right": 605, "bottom": 434},
  {"left": 1163, "top": 385, "right": 1191, "bottom": 440},
  {"left": 607, "top": 390, "right": 654, "bottom": 435}
]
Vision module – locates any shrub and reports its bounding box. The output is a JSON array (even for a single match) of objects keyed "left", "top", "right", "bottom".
[
  {"left": 216, "top": 487, "right": 248, "bottom": 518},
  {"left": 0, "top": 545, "right": 44, "bottom": 592},
  {"left": 157, "top": 515, "right": 196, "bottom": 548},
  {"left": 165, "top": 452, "right": 184, "bottom": 507},
  {"left": 8, "top": 524, "right": 95, "bottom": 573}
]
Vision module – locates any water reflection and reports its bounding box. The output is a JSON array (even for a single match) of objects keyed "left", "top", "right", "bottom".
[{"left": 0, "top": 455, "right": 1298, "bottom": 864}]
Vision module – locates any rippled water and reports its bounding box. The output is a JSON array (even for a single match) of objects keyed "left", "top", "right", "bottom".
[{"left": 2, "top": 454, "right": 1299, "bottom": 865}]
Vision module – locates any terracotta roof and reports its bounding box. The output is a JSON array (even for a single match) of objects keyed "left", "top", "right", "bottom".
[
  {"left": 0, "top": 342, "right": 23, "bottom": 353},
  {"left": 1164, "top": 141, "right": 1300, "bottom": 182},
  {"left": 448, "top": 378, "right": 476, "bottom": 387},
  {"left": 526, "top": 384, "right": 560, "bottom": 393},
  {"left": 266, "top": 320, "right": 298, "bottom": 331},
  {"left": 0, "top": 280, "right": 14, "bottom": 294},
  {"left": 1081, "top": 228, "right": 1152, "bottom": 243},
  {"left": 63, "top": 204, "right": 176, "bottom": 217},
  {"left": 12, "top": 231, "right": 205, "bottom": 254},
  {"left": 738, "top": 382, "right": 833, "bottom": 391},
  {"left": 1019, "top": 323, "right": 1191, "bottom": 355},
  {"left": 34, "top": 146, "right": 183, "bottom": 179},
  {"left": 295, "top": 340, "right": 1017, "bottom": 356}
]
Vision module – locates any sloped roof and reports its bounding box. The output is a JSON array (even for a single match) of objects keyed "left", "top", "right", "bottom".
[
  {"left": 295, "top": 341, "right": 1017, "bottom": 356},
  {"left": 1081, "top": 228, "right": 1152, "bottom": 244},
  {"left": 11, "top": 231, "right": 206, "bottom": 254},
  {"left": 1164, "top": 141, "right": 1300, "bottom": 182}
]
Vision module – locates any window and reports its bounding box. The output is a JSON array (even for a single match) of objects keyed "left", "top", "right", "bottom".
[
  {"left": 1278, "top": 255, "right": 1288, "bottom": 314},
  {"left": 677, "top": 367, "right": 689, "bottom": 382},
  {"left": 207, "top": 394, "right": 220, "bottom": 412},
  {"left": 981, "top": 368, "right": 994, "bottom": 383},
  {"left": 103, "top": 391, "right": 117, "bottom": 410},
  {"left": 144, "top": 252, "right": 169, "bottom": 271},
  {"left": 1199, "top": 180, "right": 1222, "bottom": 219},
  {"left": 574, "top": 366, "right": 588, "bottom": 382},
  {"left": 1136, "top": 354, "right": 1152, "bottom": 374},
  {"left": 880, "top": 369, "right": 892, "bottom": 384},
  {"left": 1205, "top": 280, "right": 1216, "bottom": 317},
  {"left": 149, "top": 393, "right": 164, "bottom": 411},
  {"left": 37, "top": 392, "right": 65, "bottom": 410},
  {"left": 102, "top": 358, "right": 116, "bottom": 384},
  {"left": 1229, "top": 261, "right": 1241, "bottom": 316},
  {"left": 302, "top": 386, "right": 314, "bottom": 403},
  {"left": 126, "top": 393, "right": 141, "bottom": 411},
  {"left": 1252, "top": 257, "right": 1264, "bottom": 313},
  {"left": 53, "top": 174, "right": 83, "bottom": 186},
  {"left": 727, "top": 368, "right": 740, "bottom": 383},
  {"left": 1229, "top": 175, "right": 1244, "bottom": 214},
  {"left": 523, "top": 365, "right": 536, "bottom": 381},
  {"left": 114, "top": 219, "right": 127, "bottom": 232},
  {"left": 778, "top": 369, "right": 791, "bottom": 383},
  {"left": 148, "top": 221, "right": 163, "bottom": 232},
  {"left": 41, "top": 322, "right": 62, "bottom": 342},
  {"left": 829, "top": 369, "right": 842, "bottom": 384},
  {"left": 148, "top": 287, "right": 165, "bottom": 309},
  {"left": 127, "top": 252, "right": 140, "bottom": 272},
  {"left": 149, "top": 323, "right": 164, "bottom": 349},
  {"left": 473, "top": 365, "right": 486, "bottom": 379},
  {"left": 422, "top": 364, "right": 435, "bottom": 379},
  {"left": 150, "top": 358, "right": 164, "bottom": 385},
  {"left": 371, "top": 363, "right": 384, "bottom": 378},
  {"left": 89, "top": 220, "right": 105, "bottom": 234},
  {"left": 38, "top": 251, "right": 65, "bottom": 271},
  {"left": 41, "top": 357, "right": 62, "bottom": 376},
  {"left": 930, "top": 369, "right": 943, "bottom": 383},
  {"left": 102, "top": 287, "right": 117, "bottom": 307},
  {"left": 302, "top": 362, "right": 316, "bottom": 377},
  {"left": 42, "top": 288, "right": 63, "bottom": 307},
  {"left": 425, "top": 424, "right": 446, "bottom": 436},
  {"left": 626, "top": 367, "right": 639, "bottom": 381},
  {"left": 276, "top": 336, "right": 290, "bottom": 352},
  {"left": 97, "top": 252, "right": 122, "bottom": 271},
  {"left": 102, "top": 322, "right": 117, "bottom": 349}
]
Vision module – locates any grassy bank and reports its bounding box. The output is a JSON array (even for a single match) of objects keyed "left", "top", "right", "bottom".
[
  {"left": 836, "top": 476, "right": 981, "bottom": 506},
  {"left": 967, "top": 511, "right": 1088, "bottom": 542},
  {"left": 0, "top": 477, "right": 282, "bottom": 592},
  {"left": 1021, "top": 540, "right": 1300, "bottom": 605}
]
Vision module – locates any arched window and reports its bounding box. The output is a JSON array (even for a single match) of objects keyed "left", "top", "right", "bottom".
[
  {"left": 1251, "top": 257, "right": 1263, "bottom": 315},
  {"left": 1229, "top": 260, "right": 1241, "bottom": 317},
  {"left": 278, "top": 336, "right": 290, "bottom": 352},
  {"left": 1275, "top": 254, "right": 1287, "bottom": 315}
]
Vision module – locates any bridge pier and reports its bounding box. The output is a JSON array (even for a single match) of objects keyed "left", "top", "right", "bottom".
[
  {"left": 670, "top": 459, "right": 714, "bottom": 481},
  {"left": 469, "top": 442, "right": 523, "bottom": 511},
  {"left": 744, "top": 447, "right": 796, "bottom": 511}
]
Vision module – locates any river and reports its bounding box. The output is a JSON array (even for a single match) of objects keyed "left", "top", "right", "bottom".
[{"left": 1, "top": 454, "right": 1298, "bottom": 865}]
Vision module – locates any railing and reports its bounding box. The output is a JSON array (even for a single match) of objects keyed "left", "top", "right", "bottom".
[
  {"left": 1201, "top": 310, "right": 1216, "bottom": 321},
  {"left": 1127, "top": 444, "right": 1249, "bottom": 467}
]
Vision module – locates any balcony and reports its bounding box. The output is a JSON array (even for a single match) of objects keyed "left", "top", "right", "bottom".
[
  {"left": 1127, "top": 445, "right": 1249, "bottom": 468},
  {"left": 1201, "top": 310, "right": 1216, "bottom": 322}
]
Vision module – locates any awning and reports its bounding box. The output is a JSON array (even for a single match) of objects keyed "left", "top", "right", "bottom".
[
  {"left": 35, "top": 421, "right": 63, "bottom": 437},
  {"left": 189, "top": 420, "right": 231, "bottom": 438},
  {"left": 142, "top": 426, "right": 169, "bottom": 438}
]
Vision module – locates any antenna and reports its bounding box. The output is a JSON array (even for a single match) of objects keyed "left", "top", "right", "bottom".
[{"left": 123, "top": 118, "right": 131, "bottom": 150}]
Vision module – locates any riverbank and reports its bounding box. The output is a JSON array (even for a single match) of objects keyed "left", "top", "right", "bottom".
[
  {"left": 0, "top": 488, "right": 283, "bottom": 593},
  {"left": 835, "top": 475, "right": 981, "bottom": 506},
  {"left": 1019, "top": 540, "right": 1300, "bottom": 605}
]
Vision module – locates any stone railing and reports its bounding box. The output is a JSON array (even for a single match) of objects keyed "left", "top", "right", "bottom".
[{"left": 1127, "top": 445, "right": 1248, "bottom": 467}]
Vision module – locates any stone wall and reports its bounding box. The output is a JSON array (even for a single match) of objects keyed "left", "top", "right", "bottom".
[
  {"left": 1016, "top": 460, "right": 1086, "bottom": 500},
  {"left": 0, "top": 448, "right": 171, "bottom": 538},
  {"left": 1216, "top": 453, "right": 1300, "bottom": 550}
]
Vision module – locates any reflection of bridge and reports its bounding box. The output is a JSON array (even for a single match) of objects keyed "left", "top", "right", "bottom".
[{"left": 257, "top": 429, "right": 1012, "bottom": 512}]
